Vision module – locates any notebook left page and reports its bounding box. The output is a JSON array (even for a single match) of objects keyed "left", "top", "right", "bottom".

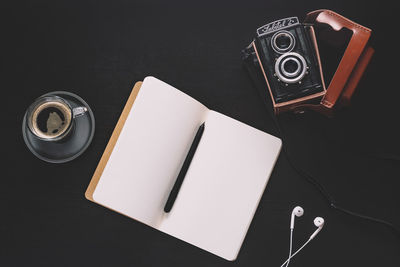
[{"left": 92, "top": 76, "right": 209, "bottom": 228}]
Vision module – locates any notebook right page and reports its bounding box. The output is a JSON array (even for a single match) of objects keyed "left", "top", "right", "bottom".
[{"left": 160, "top": 111, "right": 281, "bottom": 260}]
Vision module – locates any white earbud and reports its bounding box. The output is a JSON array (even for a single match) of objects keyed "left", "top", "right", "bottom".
[
  {"left": 281, "top": 212, "right": 325, "bottom": 267},
  {"left": 290, "top": 206, "right": 304, "bottom": 229},
  {"left": 309, "top": 217, "right": 324, "bottom": 240}
]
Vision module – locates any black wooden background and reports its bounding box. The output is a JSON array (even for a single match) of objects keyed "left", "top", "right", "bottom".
[{"left": 2, "top": 0, "right": 400, "bottom": 266}]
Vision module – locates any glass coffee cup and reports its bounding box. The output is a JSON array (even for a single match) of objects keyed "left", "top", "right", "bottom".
[{"left": 26, "top": 95, "right": 88, "bottom": 142}]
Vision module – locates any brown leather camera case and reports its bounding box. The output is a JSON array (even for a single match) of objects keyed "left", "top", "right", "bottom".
[{"left": 253, "top": 9, "right": 374, "bottom": 117}]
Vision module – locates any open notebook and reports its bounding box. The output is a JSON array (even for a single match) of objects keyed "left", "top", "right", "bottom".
[{"left": 85, "top": 77, "right": 282, "bottom": 260}]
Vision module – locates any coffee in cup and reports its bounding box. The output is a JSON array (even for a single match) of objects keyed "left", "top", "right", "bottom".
[{"left": 27, "top": 96, "right": 87, "bottom": 141}]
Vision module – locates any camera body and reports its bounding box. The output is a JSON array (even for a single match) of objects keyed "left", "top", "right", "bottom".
[
  {"left": 242, "top": 10, "right": 374, "bottom": 117},
  {"left": 251, "top": 17, "right": 325, "bottom": 105}
]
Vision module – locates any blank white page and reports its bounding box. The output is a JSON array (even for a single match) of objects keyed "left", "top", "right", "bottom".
[
  {"left": 160, "top": 110, "right": 282, "bottom": 260},
  {"left": 93, "top": 77, "right": 208, "bottom": 227}
]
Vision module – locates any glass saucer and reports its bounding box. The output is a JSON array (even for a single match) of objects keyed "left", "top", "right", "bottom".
[{"left": 22, "top": 91, "right": 95, "bottom": 163}]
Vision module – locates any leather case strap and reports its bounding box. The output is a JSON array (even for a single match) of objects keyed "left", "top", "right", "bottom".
[{"left": 303, "top": 9, "right": 373, "bottom": 115}]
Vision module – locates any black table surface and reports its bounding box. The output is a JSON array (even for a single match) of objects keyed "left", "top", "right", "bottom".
[{"left": 2, "top": 0, "right": 400, "bottom": 266}]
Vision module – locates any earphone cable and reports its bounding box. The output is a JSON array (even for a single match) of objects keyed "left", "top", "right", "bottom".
[
  {"left": 265, "top": 105, "right": 400, "bottom": 238},
  {"left": 280, "top": 238, "right": 312, "bottom": 267},
  {"left": 281, "top": 229, "right": 294, "bottom": 267}
]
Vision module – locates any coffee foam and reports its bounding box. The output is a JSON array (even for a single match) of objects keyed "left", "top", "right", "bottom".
[{"left": 31, "top": 101, "right": 72, "bottom": 139}]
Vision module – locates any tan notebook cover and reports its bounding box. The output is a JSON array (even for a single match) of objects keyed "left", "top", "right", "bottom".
[{"left": 85, "top": 81, "right": 142, "bottom": 201}]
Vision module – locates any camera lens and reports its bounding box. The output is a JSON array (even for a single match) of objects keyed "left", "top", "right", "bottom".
[
  {"left": 271, "top": 31, "right": 295, "bottom": 53},
  {"left": 281, "top": 57, "right": 301, "bottom": 78},
  {"left": 276, "top": 35, "right": 291, "bottom": 50},
  {"left": 283, "top": 59, "right": 299, "bottom": 75},
  {"left": 274, "top": 52, "right": 307, "bottom": 84}
]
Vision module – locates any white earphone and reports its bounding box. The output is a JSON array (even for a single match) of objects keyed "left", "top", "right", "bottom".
[
  {"left": 290, "top": 206, "right": 304, "bottom": 229},
  {"left": 280, "top": 206, "right": 325, "bottom": 267},
  {"left": 309, "top": 217, "right": 324, "bottom": 240}
]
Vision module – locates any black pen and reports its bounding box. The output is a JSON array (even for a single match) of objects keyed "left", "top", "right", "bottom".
[{"left": 164, "top": 122, "right": 205, "bottom": 213}]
